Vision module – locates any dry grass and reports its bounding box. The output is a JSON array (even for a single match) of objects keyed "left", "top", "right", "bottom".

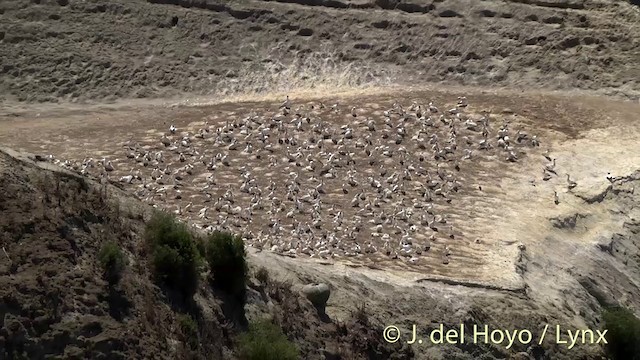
[{"left": 181, "top": 42, "right": 399, "bottom": 106}]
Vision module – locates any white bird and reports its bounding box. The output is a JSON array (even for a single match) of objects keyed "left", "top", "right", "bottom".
[
  {"left": 286, "top": 209, "right": 295, "bottom": 218},
  {"left": 545, "top": 158, "right": 556, "bottom": 173},
  {"left": 198, "top": 207, "right": 208, "bottom": 219},
  {"left": 566, "top": 174, "right": 577, "bottom": 190},
  {"left": 119, "top": 175, "right": 134, "bottom": 184},
  {"left": 351, "top": 196, "right": 360, "bottom": 208},
  {"left": 169, "top": 124, "right": 177, "bottom": 134},
  {"left": 531, "top": 135, "right": 540, "bottom": 147},
  {"left": 281, "top": 95, "right": 291, "bottom": 109}
]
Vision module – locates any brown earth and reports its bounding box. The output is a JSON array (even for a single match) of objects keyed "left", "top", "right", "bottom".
[
  {"left": 0, "top": 90, "right": 548, "bottom": 290},
  {"left": 1, "top": 0, "right": 640, "bottom": 104},
  {"left": 2, "top": 0, "right": 640, "bottom": 359},
  {"left": 1, "top": 86, "right": 639, "bottom": 360},
  {"left": 0, "top": 147, "right": 413, "bottom": 360}
]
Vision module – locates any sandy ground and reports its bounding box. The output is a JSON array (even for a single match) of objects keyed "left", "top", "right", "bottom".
[
  {"left": 1, "top": 0, "right": 640, "bottom": 104},
  {"left": 1, "top": 86, "right": 639, "bottom": 358},
  {"left": 2, "top": 0, "right": 640, "bottom": 358},
  {"left": 0, "top": 87, "right": 550, "bottom": 290}
]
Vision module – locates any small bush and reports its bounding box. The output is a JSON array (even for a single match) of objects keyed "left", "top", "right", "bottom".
[
  {"left": 98, "top": 241, "right": 126, "bottom": 285},
  {"left": 205, "top": 231, "right": 247, "bottom": 300},
  {"left": 351, "top": 302, "right": 369, "bottom": 325},
  {"left": 237, "top": 319, "right": 299, "bottom": 360},
  {"left": 269, "top": 279, "right": 293, "bottom": 303},
  {"left": 145, "top": 211, "right": 202, "bottom": 296},
  {"left": 195, "top": 236, "right": 207, "bottom": 263},
  {"left": 178, "top": 314, "right": 199, "bottom": 349},
  {"left": 255, "top": 266, "right": 270, "bottom": 285},
  {"left": 602, "top": 306, "right": 640, "bottom": 359}
]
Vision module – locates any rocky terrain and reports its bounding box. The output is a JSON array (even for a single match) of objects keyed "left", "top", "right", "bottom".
[
  {"left": 1, "top": 86, "right": 640, "bottom": 359},
  {"left": 1, "top": 0, "right": 640, "bottom": 359},
  {"left": 0, "top": 0, "right": 639, "bottom": 104},
  {"left": 0, "top": 147, "right": 412, "bottom": 359}
]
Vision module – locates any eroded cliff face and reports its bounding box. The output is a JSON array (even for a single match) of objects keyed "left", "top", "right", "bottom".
[
  {"left": 1, "top": 84, "right": 640, "bottom": 359},
  {"left": 1, "top": 0, "right": 640, "bottom": 358},
  {"left": 0, "top": 148, "right": 412, "bottom": 360},
  {"left": 1, "top": 0, "right": 640, "bottom": 103}
]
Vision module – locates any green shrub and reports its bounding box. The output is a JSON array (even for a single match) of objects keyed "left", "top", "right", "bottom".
[
  {"left": 178, "top": 314, "right": 199, "bottom": 349},
  {"left": 205, "top": 231, "right": 248, "bottom": 300},
  {"left": 145, "top": 211, "right": 202, "bottom": 295},
  {"left": 237, "top": 319, "right": 299, "bottom": 360},
  {"left": 195, "top": 236, "right": 207, "bottom": 263},
  {"left": 98, "top": 241, "right": 126, "bottom": 285},
  {"left": 602, "top": 306, "right": 640, "bottom": 360}
]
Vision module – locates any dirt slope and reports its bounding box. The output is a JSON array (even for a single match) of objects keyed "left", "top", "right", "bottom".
[
  {"left": 0, "top": 148, "right": 227, "bottom": 359},
  {"left": 1, "top": 0, "right": 640, "bottom": 103},
  {"left": 0, "top": 147, "right": 412, "bottom": 360},
  {"left": 1, "top": 87, "right": 640, "bottom": 359},
  {"left": 2, "top": 0, "right": 640, "bottom": 358}
]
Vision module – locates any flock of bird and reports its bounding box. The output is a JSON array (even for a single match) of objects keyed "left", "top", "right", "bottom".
[{"left": 48, "top": 95, "right": 563, "bottom": 266}]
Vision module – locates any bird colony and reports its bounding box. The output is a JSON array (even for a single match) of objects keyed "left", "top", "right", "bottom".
[{"left": 52, "top": 96, "right": 543, "bottom": 268}]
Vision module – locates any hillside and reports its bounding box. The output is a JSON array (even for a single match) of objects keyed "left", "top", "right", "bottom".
[
  {"left": 1, "top": 86, "right": 640, "bottom": 359},
  {"left": 0, "top": 148, "right": 410, "bottom": 359},
  {"left": 2, "top": 0, "right": 640, "bottom": 359},
  {"left": 0, "top": 0, "right": 639, "bottom": 103}
]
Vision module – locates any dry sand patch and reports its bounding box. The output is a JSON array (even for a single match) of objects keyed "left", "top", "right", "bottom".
[{"left": 3, "top": 88, "right": 637, "bottom": 295}]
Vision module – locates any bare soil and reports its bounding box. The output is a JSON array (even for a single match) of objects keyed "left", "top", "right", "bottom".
[
  {"left": 1, "top": 86, "right": 640, "bottom": 359},
  {"left": 0, "top": 147, "right": 412, "bottom": 360},
  {"left": 2, "top": 0, "right": 640, "bottom": 359},
  {"left": 1, "top": 0, "right": 640, "bottom": 103}
]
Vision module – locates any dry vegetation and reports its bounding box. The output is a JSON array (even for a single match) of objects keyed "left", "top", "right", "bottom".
[
  {"left": 1, "top": 0, "right": 640, "bottom": 104},
  {"left": 2, "top": 86, "right": 640, "bottom": 359},
  {"left": 0, "top": 148, "right": 413, "bottom": 359},
  {"left": 2, "top": 0, "right": 640, "bottom": 359},
  {"left": 214, "top": 42, "right": 397, "bottom": 97}
]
